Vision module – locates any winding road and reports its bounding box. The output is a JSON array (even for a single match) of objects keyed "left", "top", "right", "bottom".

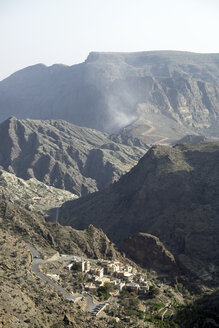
[
  {"left": 26, "top": 243, "right": 97, "bottom": 312},
  {"left": 141, "top": 119, "right": 170, "bottom": 145}
]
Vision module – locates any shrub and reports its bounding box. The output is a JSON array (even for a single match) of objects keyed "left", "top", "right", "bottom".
[{"left": 149, "top": 285, "right": 160, "bottom": 298}]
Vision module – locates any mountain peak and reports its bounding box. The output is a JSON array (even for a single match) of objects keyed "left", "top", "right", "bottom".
[{"left": 0, "top": 51, "right": 219, "bottom": 138}]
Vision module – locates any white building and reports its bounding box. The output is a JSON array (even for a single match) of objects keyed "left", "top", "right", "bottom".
[
  {"left": 67, "top": 261, "right": 75, "bottom": 270},
  {"left": 81, "top": 260, "right": 90, "bottom": 272}
]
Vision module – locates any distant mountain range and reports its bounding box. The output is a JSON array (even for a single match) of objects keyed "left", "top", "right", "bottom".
[
  {"left": 59, "top": 142, "right": 219, "bottom": 279},
  {"left": 0, "top": 117, "right": 145, "bottom": 196},
  {"left": 0, "top": 51, "right": 219, "bottom": 144}
]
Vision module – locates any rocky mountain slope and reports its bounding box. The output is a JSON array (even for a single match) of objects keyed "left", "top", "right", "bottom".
[
  {"left": 0, "top": 199, "right": 131, "bottom": 327},
  {"left": 0, "top": 117, "right": 145, "bottom": 196},
  {"left": 0, "top": 169, "right": 77, "bottom": 216},
  {"left": 0, "top": 200, "right": 123, "bottom": 260},
  {"left": 1, "top": 201, "right": 218, "bottom": 328},
  {"left": 174, "top": 134, "right": 208, "bottom": 145},
  {"left": 0, "top": 51, "right": 219, "bottom": 144},
  {"left": 59, "top": 142, "right": 219, "bottom": 279}
]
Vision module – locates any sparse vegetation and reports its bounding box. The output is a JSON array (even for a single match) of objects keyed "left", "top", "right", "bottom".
[{"left": 96, "top": 282, "right": 114, "bottom": 300}]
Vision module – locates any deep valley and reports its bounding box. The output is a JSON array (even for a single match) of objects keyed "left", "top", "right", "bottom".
[{"left": 0, "top": 50, "right": 219, "bottom": 328}]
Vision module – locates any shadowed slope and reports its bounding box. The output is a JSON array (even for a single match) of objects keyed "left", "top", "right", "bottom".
[
  {"left": 60, "top": 142, "right": 219, "bottom": 278},
  {"left": 0, "top": 117, "right": 145, "bottom": 196}
]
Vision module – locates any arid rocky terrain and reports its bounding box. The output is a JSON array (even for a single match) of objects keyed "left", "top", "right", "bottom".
[
  {"left": 0, "top": 51, "right": 219, "bottom": 144},
  {"left": 60, "top": 142, "right": 219, "bottom": 281},
  {"left": 0, "top": 117, "right": 145, "bottom": 196},
  {"left": 0, "top": 199, "right": 134, "bottom": 327},
  {"left": 0, "top": 50, "right": 219, "bottom": 327},
  {"left": 1, "top": 199, "right": 218, "bottom": 328},
  {"left": 0, "top": 169, "right": 77, "bottom": 216}
]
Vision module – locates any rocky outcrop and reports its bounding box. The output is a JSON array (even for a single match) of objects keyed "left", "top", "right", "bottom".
[
  {"left": 122, "top": 233, "right": 178, "bottom": 274},
  {"left": 63, "top": 313, "right": 79, "bottom": 327},
  {"left": 65, "top": 224, "right": 122, "bottom": 260},
  {"left": 59, "top": 142, "right": 219, "bottom": 278},
  {"left": 0, "top": 117, "right": 145, "bottom": 196},
  {"left": 0, "top": 51, "right": 219, "bottom": 143}
]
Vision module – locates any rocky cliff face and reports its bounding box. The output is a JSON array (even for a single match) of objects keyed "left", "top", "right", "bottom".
[
  {"left": 59, "top": 142, "right": 219, "bottom": 278},
  {"left": 0, "top": 117, "right": 145, "bottom": 196},
  {"left": 122, "top": 233, "right": 178, "bottom": 275},
  {"left": 0, "top": 51, "right": 219, "bottom": 143}
]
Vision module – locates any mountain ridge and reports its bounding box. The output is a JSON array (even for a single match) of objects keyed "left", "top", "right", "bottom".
[
  {"left": 0, "top": 51, "right": 219, "bottom": 143},
  {"left": 0, "top": 117, "right": 145, "bottom": 196},
  {"left": 0, "top": 199, "right": 124, "bottom": 261},
  {"left": 59, "top": 142, "right": 219, "bottom": 279}
]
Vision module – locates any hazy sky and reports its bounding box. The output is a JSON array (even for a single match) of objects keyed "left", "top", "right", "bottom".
[{"left": 0, "top": 0, "right": 218, "bottom": 81}]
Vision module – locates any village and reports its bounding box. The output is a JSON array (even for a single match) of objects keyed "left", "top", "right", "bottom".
[
  {"left": 30, "top": 244, "right": 189, "bottom": 322},
  {"left": 65, "top": 256, "right": 150, "bottom": 297}
]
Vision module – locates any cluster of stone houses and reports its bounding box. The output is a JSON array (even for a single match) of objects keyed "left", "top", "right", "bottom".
[{"left": 68, "top": 258, "right": 149, "bottom": 295}]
